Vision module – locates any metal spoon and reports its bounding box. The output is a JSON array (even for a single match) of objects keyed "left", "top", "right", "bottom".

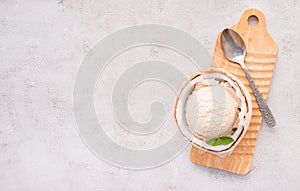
[{"left": 220, "top": 28, "right": 276, "bottom": 127}]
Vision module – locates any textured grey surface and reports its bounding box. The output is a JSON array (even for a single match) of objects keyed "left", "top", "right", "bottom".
[{"left": 1, "top": 0, "right": 300, "bottom": 190}]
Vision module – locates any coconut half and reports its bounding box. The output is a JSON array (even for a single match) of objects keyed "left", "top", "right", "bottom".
[{"left": 174, "top": 68, "right": 252, "bottom": 157}]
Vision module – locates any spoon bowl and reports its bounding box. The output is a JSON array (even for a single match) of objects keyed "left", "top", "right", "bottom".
[{"left": 220, "top": 29, "right": 246, "bottom": 63}]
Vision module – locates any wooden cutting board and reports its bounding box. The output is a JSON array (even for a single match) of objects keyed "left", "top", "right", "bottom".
[{"left": 190, "top": 8, "right": 278, "bottom": 175}]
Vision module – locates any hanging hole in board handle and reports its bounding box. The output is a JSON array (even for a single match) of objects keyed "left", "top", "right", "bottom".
[
  {"left": 248, "top": 15, "right": 259, "bottom": 26},
  {"left": 239, "top": 9, "right": 267, "bottom": 28}
]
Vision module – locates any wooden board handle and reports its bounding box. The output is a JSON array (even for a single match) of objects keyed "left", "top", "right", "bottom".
[
  {"left": 231, "top": 8, "right": 277, "bottom": 54},
  {"left": 237, "top": 8, "right": 266, "bottom": 29}
]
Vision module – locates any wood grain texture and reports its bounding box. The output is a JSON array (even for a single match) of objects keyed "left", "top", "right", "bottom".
[{"left": 190, "top": 8, "right": 278, "bottom": 175}]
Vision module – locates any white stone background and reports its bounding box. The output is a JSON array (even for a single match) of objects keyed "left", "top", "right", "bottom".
[{"left": 1, "top": 0, "right": 300, "bottom": 190}]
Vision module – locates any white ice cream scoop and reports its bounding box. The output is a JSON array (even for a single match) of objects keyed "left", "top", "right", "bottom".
[{"left": 185, "top": 84, "right": 238, "bottom": 140}]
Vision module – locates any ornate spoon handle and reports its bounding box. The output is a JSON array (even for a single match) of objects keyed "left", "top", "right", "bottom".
[{"left": 240, "top": 61, "right": 276, "bottom": 127}]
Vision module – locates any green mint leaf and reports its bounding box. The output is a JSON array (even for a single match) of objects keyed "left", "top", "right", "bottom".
[
  {"left": 220, "top": 136, "right": 234, "bottom": 145},
  {"left": 206, "top": 136, "right": 234, "bottom": 146},
  {"left": 206, "top": 138, "right": 219, "bottom": 146}
]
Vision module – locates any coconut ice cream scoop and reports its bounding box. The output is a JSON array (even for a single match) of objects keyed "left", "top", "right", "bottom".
[
  {"left": 185, "top": 81, "right": 239, "bottom": 140},
  {"left": 173, "top": 68, "right": 252, "bottom": 156}
]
